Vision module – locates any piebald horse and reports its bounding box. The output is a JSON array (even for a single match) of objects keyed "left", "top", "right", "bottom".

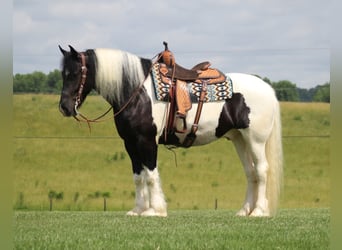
[{"left": 58, "top": 45, "right": 283, "bottom": 217}]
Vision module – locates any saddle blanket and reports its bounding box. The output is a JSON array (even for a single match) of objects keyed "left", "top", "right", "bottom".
[{"left": 151, "top": 63, "right": 233, "bottom": 103}]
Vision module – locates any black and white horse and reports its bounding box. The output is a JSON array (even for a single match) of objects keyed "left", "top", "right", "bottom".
[{"left": 58, "top": 45, "right": 283, "bottom": 217}]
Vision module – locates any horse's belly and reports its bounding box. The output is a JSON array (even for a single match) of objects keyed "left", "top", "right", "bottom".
[{"left": 175, "top": 101, "right": 225, "bottom": 146}]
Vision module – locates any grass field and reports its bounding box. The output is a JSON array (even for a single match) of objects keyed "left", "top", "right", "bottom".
[
  {"left": 13, "top": 208, "right": 330, "bottom": 249},
  {"left": 13, "top": 94, "right": 330, "bottom": 249},
  {"left": 13, "top": 95, "right": 330, "bottom": 211}
]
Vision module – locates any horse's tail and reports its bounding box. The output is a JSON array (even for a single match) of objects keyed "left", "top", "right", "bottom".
[{"left": 266, "top": 99, "right": 283, "bottom": 216}]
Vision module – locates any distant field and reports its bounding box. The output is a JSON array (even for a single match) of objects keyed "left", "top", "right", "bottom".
[
  {"left": 13, "top": 94, "right": 330, "bottom": 211},
  {"left": 14, "top": 208, "right": 330, "bottom": 249}
]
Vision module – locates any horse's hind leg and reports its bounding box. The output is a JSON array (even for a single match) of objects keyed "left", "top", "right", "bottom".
[
  {"left": 233, "top": 133, "right": 270, "bottom": 217},
  {"left": 248, "top": 141, "right": 270, "bottom": 216},
  {"left": 231, "top": 133, "right": 258, "bottom": 216}
]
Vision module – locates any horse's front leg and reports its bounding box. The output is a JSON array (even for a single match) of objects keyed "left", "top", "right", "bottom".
[
  {"left": 141, "top": 167, "right": 167, "bottom": 217},
  {"left": 124, "top": 139, "right": 167, "bottom": 217},
  {"left": 126, "top": 171, "right": 149, "bottom": 216}
]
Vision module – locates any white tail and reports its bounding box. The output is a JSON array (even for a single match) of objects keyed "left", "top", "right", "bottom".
[{"left": 265, "top": 101, "right": 283, "bottom": 216}]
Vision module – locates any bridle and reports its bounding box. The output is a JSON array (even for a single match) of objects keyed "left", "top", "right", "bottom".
[
  {"left": 72, "top": 51, "right": 164, "bottom": 131},
  {"left": 72, "top": 52, "right": 115, "bottom": 130},
  {"left": 74, "top": 52, "right": 88, "bottom": 115}
]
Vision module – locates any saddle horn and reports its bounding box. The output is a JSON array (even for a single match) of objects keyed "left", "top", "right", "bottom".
[
  {"left": 162, "top": 41, "right": 175, "bottom": 67},
  {"left": 163, "top": 41, "right": 169, "bottom": 50}
]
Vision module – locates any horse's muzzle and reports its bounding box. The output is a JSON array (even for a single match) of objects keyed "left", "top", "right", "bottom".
[{"left": 59, "top": 103, "right": 75, "bottom": 117}]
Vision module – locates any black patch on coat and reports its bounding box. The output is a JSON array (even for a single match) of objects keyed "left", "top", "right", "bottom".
[
  {"left": 114, "top": 58, "right": 156, "bottom": 175},
  {"left": 215, "top": 93, "right": 250, "bottom": 138}
]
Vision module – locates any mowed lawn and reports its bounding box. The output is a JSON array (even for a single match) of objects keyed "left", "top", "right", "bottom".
[{"left": 14, "top": 208, "right": 329, "bottom": 250}]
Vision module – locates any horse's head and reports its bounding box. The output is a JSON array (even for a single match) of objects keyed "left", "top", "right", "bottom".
[{"left": 58, "top": 45, "right": 93, "bottom": 117}]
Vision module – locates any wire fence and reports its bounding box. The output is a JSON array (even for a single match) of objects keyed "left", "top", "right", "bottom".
[{"left": 14, "top": 135, "right": 330, "bottom": 140}]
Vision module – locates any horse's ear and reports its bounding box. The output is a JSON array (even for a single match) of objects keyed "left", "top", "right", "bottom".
[
  {"left": 68, "top": 45, "right": 79, "bottom": 58},
  {"left": 59, "top": 45, "right": 67, "bottom": 56}
]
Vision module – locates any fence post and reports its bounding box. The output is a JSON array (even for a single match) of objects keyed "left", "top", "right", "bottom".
[{"left": 215, "top": 198, "right": 218, "bottom": 210}]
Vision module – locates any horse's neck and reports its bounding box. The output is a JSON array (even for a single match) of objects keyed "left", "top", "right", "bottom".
[{"left": 94, "top": 49, "right": 146, "bottom": 106}]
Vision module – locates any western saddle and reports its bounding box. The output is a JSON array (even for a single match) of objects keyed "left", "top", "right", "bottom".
[{"left": 157, "top": 42, "right": 227, "bottom": 147}]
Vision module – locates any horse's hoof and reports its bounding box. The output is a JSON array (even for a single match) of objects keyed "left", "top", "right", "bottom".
[
  {"left": 236, "top": 211, "right": 247, "bottom": 216},
  {"left": 155, "top": 211, "right": 167, "bottom": 217},
  {"left": 126, "top": 208, "right": 141, "bottom": 216},
  {"left": 249, "top": 207, "right": 270, "bottom": 217},
  {"left": 126, "top": 211, "right": 139, "bottom": 216},
  {"left": 141, "top": 208, "right": 167, "bottom": 217},
  {"left": 236, "top": 209, "right": 248, "bottom": 216}
]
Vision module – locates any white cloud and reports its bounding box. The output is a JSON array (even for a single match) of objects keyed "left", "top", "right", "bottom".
[
  {"left": 13, "top": 0, "right": 330, "bottom": 88},
  {"left": 13, "top": 11, "right": 34, "bottom": 33}
]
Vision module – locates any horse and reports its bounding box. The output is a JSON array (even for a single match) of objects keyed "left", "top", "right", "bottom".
[{"left": 58, "top": 44, "right": 283, "bottom": 217}]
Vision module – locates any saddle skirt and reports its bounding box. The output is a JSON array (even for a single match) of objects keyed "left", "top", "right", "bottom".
[{"left": 151, "top": 63, "right": 233, "bottom": 103}]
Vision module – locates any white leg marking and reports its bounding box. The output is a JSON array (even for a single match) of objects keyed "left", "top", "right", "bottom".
[
  {"left": 127, "top": 168, "right": 167, "bottom": 217},
  {"left": 141, "top": 167, "right": 167, "bottom": 217},
  {"left": 231, "top": 130, "right": 271, "bottom": 217},
  {"left": 126, "top": 173, "right": 149, "bottom": 216},
  {"left": 249, "top": 143, "right": 270, "bottom": 217},
  {"left": 232, "top": 134, "right": 257, "bottom": 216}
]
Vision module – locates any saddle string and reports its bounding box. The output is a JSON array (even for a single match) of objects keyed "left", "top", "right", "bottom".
[{"left": 165, "top": 145, "right": 179, "bottom": 168}]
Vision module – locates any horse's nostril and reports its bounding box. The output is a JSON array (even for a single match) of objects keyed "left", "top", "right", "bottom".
[
  {"left": 59, "top": 103, "right": 71, "bottom": 116},
  {"left": 59, "top": 104, "right": 66, "bottom": 116}
]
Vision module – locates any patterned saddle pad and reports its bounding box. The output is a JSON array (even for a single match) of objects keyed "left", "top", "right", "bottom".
[{"left": 151, "top": 63, "right": 233, "bottom": 103}]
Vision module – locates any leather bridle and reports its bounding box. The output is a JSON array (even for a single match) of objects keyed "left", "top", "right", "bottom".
[
  {"left": 72, "top": 51, "right": 163, "bottom": 132},
  {"left": 74, "top": 52, "right": 88, "bottom": 115},
  {"left": 72, "top": 52, "right": 114, "bottom": 130}
]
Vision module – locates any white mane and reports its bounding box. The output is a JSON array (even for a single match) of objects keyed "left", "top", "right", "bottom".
[{"left": 94, "top": 48, "right": 145, "bottom": 104}]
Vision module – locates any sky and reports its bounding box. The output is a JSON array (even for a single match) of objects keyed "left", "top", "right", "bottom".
[{"left": 13, "top": 0, "right": 330, "bottom": 89}]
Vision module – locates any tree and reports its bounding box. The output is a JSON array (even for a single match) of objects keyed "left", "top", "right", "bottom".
[
  {"left": 46, "top": 69, "right": 63, "bottom": 93},
  {"left": 13, "top": 73, "right": 27, "bottom": 93},
  {"left": 272, "top": 80, "right": 299, "bottom": 102},
  {"left": 13, "top": 70, "right": 62, "bottom": 93},
  {"left": 297, "top": 88, "right": 316, "bottom": 102},
  {"left": 27, "top": 71, "right": 47, "bottom": 93},
  {"left": 313, "top": 83, "right": 330, "bottom": 103},
  {"left": 262, "top": 77, "right": 272, "bottom": 85},
  {"left": 12, "top": 70, "right": 329, "bottom": 103},
  {"left": 13, "top": 71, "right": 47, "bottom": 93}
]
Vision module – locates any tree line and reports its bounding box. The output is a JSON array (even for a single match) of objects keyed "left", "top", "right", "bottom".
[
  {"left": 13, "top": 70, "right": 62, "bottom": 94},
  {"left": 13, "top": 70, "right": 330, "bottom": 102}
]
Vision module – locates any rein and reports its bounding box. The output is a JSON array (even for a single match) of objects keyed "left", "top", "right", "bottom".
[
  {"left": 73, "top": 51, "right": 163, "bottom": 132},
  {"left": 73, "top": 52, "right": 112, "bottom": 131}
]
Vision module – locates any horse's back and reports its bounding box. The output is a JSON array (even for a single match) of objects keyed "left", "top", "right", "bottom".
[{"left": 227, "top": 73, "right": 276, "bottom": 102}]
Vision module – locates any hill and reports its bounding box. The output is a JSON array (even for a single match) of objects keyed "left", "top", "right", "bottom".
[{"left": 13, "top": 94, "right": 330, "bottom": 211}]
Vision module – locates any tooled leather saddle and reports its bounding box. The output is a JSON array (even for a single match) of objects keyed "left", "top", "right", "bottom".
[{"left": 156, "top": 42, "right": 230, "bottom": 147}]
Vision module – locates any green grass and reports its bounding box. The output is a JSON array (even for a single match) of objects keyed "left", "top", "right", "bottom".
[
  {"left": 13, "top": 95, "right": 330, "bottom": 211},
  {"left": 14, "top": 208, "right": 330, "bottom": 249}
]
